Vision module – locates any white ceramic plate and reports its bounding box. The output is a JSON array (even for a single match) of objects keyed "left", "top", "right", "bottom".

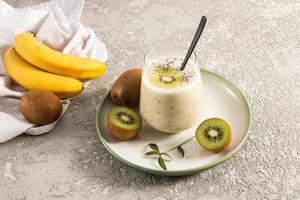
[{"left": 96, "top": 69, "right": 251, "bottom": 176}]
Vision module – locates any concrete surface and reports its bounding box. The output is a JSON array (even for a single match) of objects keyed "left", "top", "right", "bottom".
[{"left": 1, "top": 0, "right": 299, "bottom": 199}]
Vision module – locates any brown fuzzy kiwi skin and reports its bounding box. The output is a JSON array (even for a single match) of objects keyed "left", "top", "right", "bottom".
[
  {"left": 111, "top": 68, "right": 142, "bottom": 108},
  {"left": 107, "top": 115, "right": 141, "bottom": 141},
  {"left": 20, "top": 89, "right": 62, "bottom": 125}
]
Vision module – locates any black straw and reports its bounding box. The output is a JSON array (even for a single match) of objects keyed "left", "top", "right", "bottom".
[{"left": 180, "top": 16, "right": 207, "bottom": 71}]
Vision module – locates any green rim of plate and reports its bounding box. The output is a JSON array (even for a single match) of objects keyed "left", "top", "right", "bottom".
[{"left": 95, "top": 69, "right": 252, "bottom": 176}]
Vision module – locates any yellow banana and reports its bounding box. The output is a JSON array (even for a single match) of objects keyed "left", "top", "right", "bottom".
[
  {"left": 14, "top": 32, "right": 106, "bottom": 80},
  {"left": 4, "top": 47, "right": 83, "bottom": 99}
]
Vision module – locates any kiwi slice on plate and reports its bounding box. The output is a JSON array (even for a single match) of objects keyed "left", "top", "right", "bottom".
[
  {"left": 150, "top": 66, "right": 183, "bottom": 88},
  {"left": 196, "top": 118, "right": 232, "bottom": 152},
  {"left": 107, "top": 106, "right": 142, "bottom": 140}
]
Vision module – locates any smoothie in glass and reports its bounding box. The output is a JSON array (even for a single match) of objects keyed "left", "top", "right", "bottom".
[{"left": 140, "top": 46, "right": 202, "bottom": 133}]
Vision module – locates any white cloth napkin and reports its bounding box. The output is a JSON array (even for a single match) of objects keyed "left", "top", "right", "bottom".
[{"left": 0, "top": 0, "right": 108, "bottom": 143}]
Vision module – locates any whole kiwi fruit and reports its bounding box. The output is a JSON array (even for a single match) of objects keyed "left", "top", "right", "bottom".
[
  {"left": 111, "top": 68, "right": 142, "bottom": 108},
  {"left": 20, "top": 89, "right": 63, "bottom": 125}
]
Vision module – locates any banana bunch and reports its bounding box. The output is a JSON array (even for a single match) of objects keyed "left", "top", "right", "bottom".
[{"left": 4, "top": 32, "right": 106, "bottom": 99}]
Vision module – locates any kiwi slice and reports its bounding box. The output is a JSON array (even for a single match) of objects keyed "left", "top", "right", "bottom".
[
  {"left": 150, "top": 66, "right": 183, "bottom": 88},
  {"left": 107, "top": 106, "right": 142, "bottom": 140},
  {"left": 196, "top": 118, "right": 232, "bottom": 152}
]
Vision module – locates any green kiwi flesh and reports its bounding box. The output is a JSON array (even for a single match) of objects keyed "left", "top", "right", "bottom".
[
  {"left": 196, "top": 118, "right": 232, "bottom": 152},
  {"left": 107, "top": 106, "right": 142, "bottom": 140},
  {"left": 150, "top": 66, "right": 183, "bottom": 88}
]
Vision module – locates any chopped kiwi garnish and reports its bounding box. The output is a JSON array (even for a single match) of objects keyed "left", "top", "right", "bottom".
[
  {"left": 107, "top": 106, "right": 142, "bottom": 140},
  {"left": 150, "top": 66, "right": 183, "bottom": 88},
  {"left": 196, "top": 118, "right": 232, "bottom": 152}
]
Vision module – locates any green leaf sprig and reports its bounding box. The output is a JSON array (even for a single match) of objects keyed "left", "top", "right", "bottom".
[
  {"left": 145, "top": 143, "right": 171, "bottom": 170},
  {"left": 145, "top": 136, "right": 195, "bottom": 170}
]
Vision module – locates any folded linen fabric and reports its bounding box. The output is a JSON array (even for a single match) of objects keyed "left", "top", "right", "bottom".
[{"left": 0, "top": 0, "right": 108, "bottom": 143}]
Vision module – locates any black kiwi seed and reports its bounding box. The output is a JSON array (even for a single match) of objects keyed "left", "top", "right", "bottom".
[
  {"left": 117, "top": 112, "right": 135, "bottom": 125},
  {"left": 204, "top": 126, "right": 224, "bottom": 142}
]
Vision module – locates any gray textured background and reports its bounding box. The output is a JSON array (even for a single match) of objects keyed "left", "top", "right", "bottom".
[{"left": 1, "top": 0, "right": 299, "bottom": 199}]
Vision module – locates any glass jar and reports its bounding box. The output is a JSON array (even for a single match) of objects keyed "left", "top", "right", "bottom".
[{"left": 140, "top": 44, "right": 202, "bottom": 133}]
